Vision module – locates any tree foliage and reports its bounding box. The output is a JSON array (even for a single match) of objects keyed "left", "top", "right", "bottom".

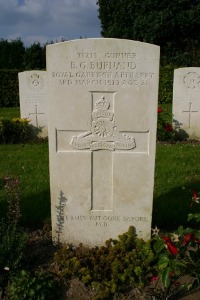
[
  {"left": 0, "top": 38, "right": 25, "bottom": 69},
  {"left": 0, "top": 39, "right": 46, "bottom": 107},
  {"left": 0, "top": 39, "right": 46, "bottom": 70},
  {"left": 23, "top": 42, "right": 46, "bottom": 70},
  {"left": 97, "top": 0, "right": 200, "bottom": 65},
  {"left": 0, "top": 70, "right": 20, "bottom": 107}
]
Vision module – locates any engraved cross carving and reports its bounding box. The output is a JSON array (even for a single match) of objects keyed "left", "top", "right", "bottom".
[
  {"left": 29, "top": 105, "right": 45, "bottom": 127},
  {"left": 56, "top": 93, "right": 149, "bottom": 212},
  {"left": 182, "top": 102, "right": 198, "bottom": 128}
]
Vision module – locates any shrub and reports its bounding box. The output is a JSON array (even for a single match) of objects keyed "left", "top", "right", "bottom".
[
  {"left": 54, "top": 226, "right": 154, "bottom": 299},
  {"left": 158, "top": 65, "right": 176, "bottom": 104},
  {"left": 157, "top": 106, "right": 175, "bottom": 141},
  {"left": 0, "top": 117, "right": 40, "bottom": 143},
  {"left": 0, "top": 223, "right": 27, "bottom": 296},
  {"left": 0, "top": 70, "right": 20, "bottom": 107},
  {"left": 149, "top": 190, "right": 200, "bottom": 298},
  {"left": 0, "top": 176, "right": 27, "bottom": 298},
  {"left": 8, "top": 270, "right": 61, "bottom": 300},
  {"left": 157, "top": 106, "right": 189, "bottom": 142}
]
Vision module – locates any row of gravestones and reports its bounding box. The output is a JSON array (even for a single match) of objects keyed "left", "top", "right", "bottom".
[
  {"left": 17, "top": 39, "right": 200, "bottom": 247},
  {"left": 19, "top": 69, "right": 200, "bottom": 141}
]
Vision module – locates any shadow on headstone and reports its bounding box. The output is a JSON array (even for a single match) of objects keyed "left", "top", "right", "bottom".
[{"left": 28, "top": 124, "right": 47, "bottom": 142}]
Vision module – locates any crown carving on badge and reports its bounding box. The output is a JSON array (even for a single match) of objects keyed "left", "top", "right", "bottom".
[
  {"left": 95, "top": 96, "right": 110, "bottom": 110},
  {"left": 31, "top": 73, "right": 40, "bottom": 79}
]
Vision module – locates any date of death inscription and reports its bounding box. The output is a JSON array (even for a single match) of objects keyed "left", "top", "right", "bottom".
[{"left": 65, "top": 215, "right": 147, "bottom": 227}]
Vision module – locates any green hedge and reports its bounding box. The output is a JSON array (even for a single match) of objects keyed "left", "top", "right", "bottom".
[
  {"left": 0, "top": 70, "right": 21, "bottom": 107},
  {"left": 158, "top": 65, "right": 177, "bottom": 104}
]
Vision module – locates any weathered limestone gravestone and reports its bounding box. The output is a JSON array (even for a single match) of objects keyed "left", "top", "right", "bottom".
[
  {"left": 18, "top": 70, "right": 48, "bottom": 137},
  {"left": 173, "top": 68, "right": 200, "bottom": 139},
  {"left": 47, "top": 39, "right": 160, "bottom": 246}
]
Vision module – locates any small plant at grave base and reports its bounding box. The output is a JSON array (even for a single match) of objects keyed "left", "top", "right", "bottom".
[
  {"left": 157, "top": 106, "right": 176, "bottom": 141},
  {"left": 0, "top": 117, "right": 40, "bottom": 144},
  {"left": 188, "top": 190, "right": 200, "bottom": 223},
  {"left": 55, "top": 191, "right": 68, "bottom": 244},
  {"left": 4, "top": 176, "right": 21, "bottom": 225},
  {"left": 149, "top": 191, "right": 200, "bottom": 299},
  {"left": 8, "top": 270, "right": 61, "bottom": 300},
  {"left": 53, "top": 226, "right": 155, "bottom": 299},
  {"left": 0, "top": 176, "right": 27, "bottom": 298}
]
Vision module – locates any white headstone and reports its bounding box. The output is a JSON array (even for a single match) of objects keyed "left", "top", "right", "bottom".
[
  {"left": 18, "top": 70, "right": 48, "bottom": 137},
  {"left": 47, "top": 39, "right": 160, "bottom": 246},
  {"left": 173, "top": 68, "right": 200, "bottom": 139}
]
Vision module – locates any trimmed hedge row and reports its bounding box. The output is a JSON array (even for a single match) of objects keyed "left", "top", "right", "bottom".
[
  {"left": 0, "top": 66, "right": 176, "bottom": 107},
  {"left": 0, "top": 70, "right": 21, "bottom": 107},
  {"left": 158, "top": 65, "right": 176, "bottom": 104}
]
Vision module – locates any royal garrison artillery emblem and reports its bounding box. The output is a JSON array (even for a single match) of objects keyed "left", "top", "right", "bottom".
[{"left": 71, "top": 96, "right": 136, "bottom": 151}]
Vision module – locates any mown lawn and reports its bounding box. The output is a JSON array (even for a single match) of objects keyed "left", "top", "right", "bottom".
[
  {"left": 0, "top": 107, "right": 20, "bottom": 119},
  {"left": 0, "top": 143, "right": 50, "bottom": 227},
  {"left": 153, "top": 142, "right": 200, "bottom": 229}
]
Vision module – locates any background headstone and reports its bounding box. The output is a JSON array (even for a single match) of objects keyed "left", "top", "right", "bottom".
[
  {"left": 47, "top": 39, "right": 160, "bottom": 246},
  {"left": 173, "top": 67, "right": 200, "bottom": 139},
  {"left": 18, "top": 70, "right": 48, "bottom": 137}
]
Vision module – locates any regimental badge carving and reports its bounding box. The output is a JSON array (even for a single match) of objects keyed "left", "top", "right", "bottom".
[
  {"left": 183, "top": 72, "right": 200, "bottom": 89},
  {"left": 27, "top": 73, "right": 44, "bottom": 90},
  {"left": 71, "top": 96, "right": 136, "bottom": 151}
]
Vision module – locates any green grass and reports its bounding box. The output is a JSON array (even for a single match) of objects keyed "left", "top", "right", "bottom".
[
  {"left": 0, "top": 143, "right": 50, "bottom": 227},
  {"left": 0, "top": 107, "right": 20, "bottom": 119},
  {"left": 153, "top": 143, "right": 200, "bottom": 229},
  {"left": 0, "top": 142, "right": 200, "bottom": 230}
]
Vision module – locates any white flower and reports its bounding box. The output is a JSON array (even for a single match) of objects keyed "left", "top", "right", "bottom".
[
  {"left": 171, "top": 233, "right": 180, "bottom": 242},
  {"left": 4, "top": 267, "right": 9, "bottom": 271},
  {"left": 151, "top": 226, "right": 160, "bottom": 236}
]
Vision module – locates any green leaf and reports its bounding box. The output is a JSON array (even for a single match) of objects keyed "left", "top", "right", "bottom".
[
  {"left": 170, "top": 259, "right": 186, "bottom": 269},
  {"left": 158, "top": 256, "right": 170, "bottom": 269},
  {"left": 187, "top": 214, "right": 194, "bottom": 221},
  {"left": 30, "top": 289, "right": 35, "bottom": 296},
  {"left": 161, "top": 267, "right": 171, "bottom": 288},
  {"left": 194, "top": 232, "right": 200, "bottom": 239},
  {"left": 177, "top": 226, "right": 184, "bottom": 234},
  {"left": 153, "top": 239, "right": 165, "bottom": 253},
  {"left": 195, "top": 215, "right": 200, "bottom": 222}
]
